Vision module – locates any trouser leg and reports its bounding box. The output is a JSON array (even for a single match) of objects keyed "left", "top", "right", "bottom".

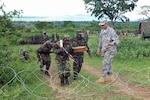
[
  {"left": 101, "top": 53, "right": 114, "bottom": 77},
  {"left": 40, "top": 63, "right": 44, "bottom": 71},
  {"left": 45, "top": 61, "right": 50, "bottom": 76},
  {"left": 59, "top": 74, "right": 65, "bottom": 86},
  {"left": 73, "top": 62, "right": 79, "bottom": 80}
]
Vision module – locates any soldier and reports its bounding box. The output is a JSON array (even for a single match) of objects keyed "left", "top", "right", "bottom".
[
  {"left": 42, "top": 31, "right": 49, "bottom": 43},
  {"left": 56, "top": 33, "right": 60, "bottom": 42},
  {"left": 71, "top": 30, "right": 86, "bottom": 80},
  {"left": 51, "top": 33, "right": 55, "bottom": 43},
  {"left": 20, "top": 49, "right": 29, "bottom": 60},
  {"left": 36, "top": 40, "right": 54, "bottom": 76},
  {"left": 83, "top": 31, "right": 91, "bottom": 57},
  {"left": 53, "top": 35, "right": 73, "bottom": 86},
  {"left": 96, "top": 20, "right": 119, "bottom": 83}
]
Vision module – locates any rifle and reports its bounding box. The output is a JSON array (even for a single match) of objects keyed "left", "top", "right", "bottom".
[{"left": 55, "top": 40, "right": 77, "bottom": 64}]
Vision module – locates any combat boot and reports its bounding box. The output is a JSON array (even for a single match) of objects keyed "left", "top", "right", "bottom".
[
  {"left": 60, "top": 79, "right": 65, "bottom": 86},
  {"left": 73, "top": 72, "right": 78, "bottom": 80},
  {"left": 105, "top": 75, "right": 115, "bottom": 83},
  {"left": 45, "top": 71, "right": 50, "bottom": 76},
  {"left": 40, "top": 65, "right": 44, "bottom": 72},
  {"left": 65, "top": 77, "right": 70, "bottom": 85},
  {"left": 95, "top": 76, "right": 105, "bottom": 84}
]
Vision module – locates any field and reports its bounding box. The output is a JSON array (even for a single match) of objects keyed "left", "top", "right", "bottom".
[{"left": 0, "top": 33, "right": 150, "bottom": 100}]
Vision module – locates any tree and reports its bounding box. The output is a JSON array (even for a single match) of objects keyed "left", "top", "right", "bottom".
[
  {"left": 139, "top": 5, "right": 150, "bottom": 20},
  {"left": 83, "top": 0, "right": 138, "bottom": 28},
  {"left": 0, "top": 2, "right": 23, "bottom": 33}
]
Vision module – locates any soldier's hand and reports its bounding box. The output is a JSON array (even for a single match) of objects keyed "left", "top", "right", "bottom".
[
  {"left": 108, "top": 43, "right": 114, "bottom": 46},
  {"left": 96, "top": 49, "right": 100, "bottom": 56}
]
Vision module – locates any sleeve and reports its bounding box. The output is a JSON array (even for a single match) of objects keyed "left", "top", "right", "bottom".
[
  {"left": 98, "top": 32, "right": 102, "bottom": 49},
  {"left": 110, "top": 30, "right": 119, "bottom": 45},
  {"left": 53, "top": 45, "right": 63, "bottom": 54}
]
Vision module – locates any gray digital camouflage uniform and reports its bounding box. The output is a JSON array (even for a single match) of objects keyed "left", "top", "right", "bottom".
[{"left": 98, "top": 26, "right": 119, "bottom": 77}]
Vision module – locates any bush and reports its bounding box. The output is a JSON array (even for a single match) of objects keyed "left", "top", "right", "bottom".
[{"left": 116, "top": 36, "right": 150, "bottom": 59}]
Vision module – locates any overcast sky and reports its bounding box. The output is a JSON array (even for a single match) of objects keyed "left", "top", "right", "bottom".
[{"left": 1, "top": 0, "right": 150, "bottom": 21}]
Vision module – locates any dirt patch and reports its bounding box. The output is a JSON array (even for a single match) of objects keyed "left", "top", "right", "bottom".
[
  {"left": 45, "top": 63, "right": 76, "bottom": 100},
  {"left": 82, "top": 63, "right": 150, "bottom": 100},
  {"left": 42, "top": 60, "right": 150, "bottom": 100}
]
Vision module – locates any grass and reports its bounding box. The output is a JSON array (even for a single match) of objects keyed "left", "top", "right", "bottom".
[{"left": 1, "top": 34, "right": 150, "bottom": 100}]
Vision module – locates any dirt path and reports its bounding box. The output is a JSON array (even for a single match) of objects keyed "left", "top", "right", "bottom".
[
  {"left": 82, "top": 63, "right": 150, "bottom": 100},
  {"left": 45, "top": 63, "right": 76, "bottom": 100},
  {"left": 43, "top": 57, "right": 150, "bottom": 100}
]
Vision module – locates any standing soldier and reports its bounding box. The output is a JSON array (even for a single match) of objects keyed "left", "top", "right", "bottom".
[
  {"left": 53, "top": 35, "right": 73, "bottom": 86},
  {"left": 36, "top": 40, "right": 54, "bottom": 76},
  {"left": 42, "top": 31, "right": 49, "bottom": 43},
  {"left": 96, "top": 20, "right": 119, "bottom": 83},
  {"left": 56, "top": 33, "right": 60, "bottom": 42},
  {"left": 71, "top": 30, "right": 86, "bottom": 80},
  {"left": 84, "top": 31, "right": 91, "bottom": 58},
  {"left": 51, "top": 33, "right": 55, "bottom": 43}
]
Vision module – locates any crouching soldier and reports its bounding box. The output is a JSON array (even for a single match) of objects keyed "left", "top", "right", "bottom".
[
  {"left": 53, "top": 35, "right": 73, "bottom": 86},
  {"left": 36, "top": 40, "right": 54, "bottom": 76},
  {"left": 20, "top": 49, "right": 29, "bottom": 60}
]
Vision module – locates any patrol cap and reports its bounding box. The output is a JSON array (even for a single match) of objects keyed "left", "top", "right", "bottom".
[{"left": 99, "top": 20, "right": 107, "bottom": 25}]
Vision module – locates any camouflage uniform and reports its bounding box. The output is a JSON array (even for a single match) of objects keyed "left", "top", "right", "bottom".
[
  {"left": 71, "top": 30, "right": 86, "bottom": 80},
  {"left": 43, "top": 32, "right": 49, "bottom": 43},
  {"left": 20, "top": 49, "right": 29, "bottom": 60},
  {"left": 56, "top": 33, "right": 60, "bottom": 42},
  {"left": 98, "top": 26, "right": 119, "bottom": 77},
  {"left": 53, "top": 35, "right": 73, "bottom": 86},
  {"left": 36, "top": 40, "right": 54, "bottom": 76},
  {"left": 84, "top": 32, "right": 91, "bottom": 57},
  {"left": 51, "top": 33, "right": 55, "bottom": 43}
]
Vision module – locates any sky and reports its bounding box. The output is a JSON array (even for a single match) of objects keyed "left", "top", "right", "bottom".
[{"left": 1, "top": 0, "right": 150, "bottom": 21}]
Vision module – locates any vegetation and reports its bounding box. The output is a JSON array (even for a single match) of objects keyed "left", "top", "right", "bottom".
[
  {"left": 0, "top": 1, "right": 150, "bottom": 99},
  {"left": 139, "top": 5, "right": 150, "bottom": 19},
  {"left": 83, "top": 0, "right": 138, "bottom": 28},
  {"left": 0, "top": 20, "right": 150, "bottom": 99}
]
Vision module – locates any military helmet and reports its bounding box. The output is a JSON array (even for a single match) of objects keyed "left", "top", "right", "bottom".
[
  {"left": 43, "top": 31, "right": 46, "bottom": 34},
  {"left": 76, "top": 30, "right": 84, "bottom": 39},
  {"left": 76, "top": 30, "right": 82, "bottom": 34},
  {"left": 63, "top": 35, "right": 70, "bottom": 40}
]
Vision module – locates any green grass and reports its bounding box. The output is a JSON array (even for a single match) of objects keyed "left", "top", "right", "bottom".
[{"left": 1, "top": 34, "right": 150, "bottom": 100}]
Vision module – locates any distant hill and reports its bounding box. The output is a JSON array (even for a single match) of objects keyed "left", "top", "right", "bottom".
[{"left": 12, "top": 14, "right": 99, "bottom": 22}]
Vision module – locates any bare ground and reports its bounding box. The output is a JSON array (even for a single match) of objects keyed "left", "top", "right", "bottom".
[
  {"left": 44, "top": 62, "right": 150, "bottom": 100},
  {"left": 82, "top": 63, "right": 150, "bottom": 100}
]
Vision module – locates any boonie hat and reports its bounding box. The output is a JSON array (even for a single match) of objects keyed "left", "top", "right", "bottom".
[{"left": 99, "top": 20, "right": 107, "bottom": 25}]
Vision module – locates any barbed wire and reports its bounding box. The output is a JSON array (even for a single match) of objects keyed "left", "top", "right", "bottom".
[{"left": 0, "top": 66, "right": 150, "bottom": 100}]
